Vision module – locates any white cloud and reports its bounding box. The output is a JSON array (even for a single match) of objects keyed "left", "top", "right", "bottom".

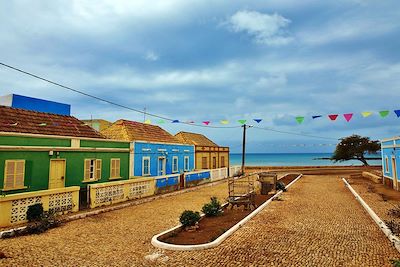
[
  {"left": 224, "top": 10, "right": 292, "bottom": 45},
  {"left": 145, "top": 51, "right": 159, "bottom": 61}
]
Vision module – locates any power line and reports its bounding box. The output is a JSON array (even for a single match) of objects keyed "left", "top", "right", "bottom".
[
  {"left": 251, "top": 126, "right": 339, "bottom": 141},
  {"left": 0, "top": 62, "right": 240, "bottom": 129}
]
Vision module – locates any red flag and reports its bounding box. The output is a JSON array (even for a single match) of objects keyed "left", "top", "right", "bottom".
[
  {"left": 328, "top": 114, "right": 338, "bottom": 121},
  {"left": 202, "top": 121, "right": 210, "bottom": 125},
  {"left": 343, "top": 113, "right": 353, "bottom": 122}
]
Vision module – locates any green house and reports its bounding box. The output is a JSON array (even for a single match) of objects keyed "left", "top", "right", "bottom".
[{"left": 0, "top": 106, "right": 131, "bottom": 207}]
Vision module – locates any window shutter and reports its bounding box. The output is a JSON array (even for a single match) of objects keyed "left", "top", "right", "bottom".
[
  {"left": 96, "top": 159, "right": 102, "bottom": 180},
  {"left": 4, "top": 161, "right": 15, "bottom": 189},
  {"left": 15, "top": 161, "right": 25, "bottom": 187},
  {"left": 84, "top": 159, "right": 91, "bottom": 180},
  {"left": 116, "top": 159, "right": 120, "bottom": 177}
]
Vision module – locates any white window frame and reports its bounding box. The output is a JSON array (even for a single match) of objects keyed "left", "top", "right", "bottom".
[
  {"left": 385, "top": 156, "right": 389, "bottom": 173},
  {"left": 158, "top": 157, "right": 166, "bottom": 176},
  {"left": 142, "top": 156, "right": 151, "bottom": 176},
  {"left": 3, "top": 160, "right": 26, "bottom": 190},
  {"left": 84, "top": 159, "right": 102, "bottom": 181},
  {"left": 172, "top": 156, "right": 178, "bottom": 173},
  {"left": 110, "top": 158, "right": 121, "bottom": 179},
  {"left": 184, "top": 156, "right": 190, "bottom": 171}
]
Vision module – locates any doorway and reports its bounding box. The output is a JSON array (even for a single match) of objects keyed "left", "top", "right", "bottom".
[
  {"left": 393, "top": 156, "right": 398, "bottom": 190},
  {"left": 49, "top": 159, "right": 66, "bottom": 189},
  {"left": 158, "top": 157, "right": 166, "bottom": 176}
]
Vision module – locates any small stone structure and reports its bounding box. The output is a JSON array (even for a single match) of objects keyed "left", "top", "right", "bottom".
[{"left": 258, "top": 172, "right": 277, "bottom": 195}]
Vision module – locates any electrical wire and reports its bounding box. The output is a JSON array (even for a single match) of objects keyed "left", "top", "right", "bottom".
[
  {"left": 0, "top": 62, "right": 241, "bottom": 129},
  {"left": 251, "top": 125, "right": 339, "bottom": 141}
]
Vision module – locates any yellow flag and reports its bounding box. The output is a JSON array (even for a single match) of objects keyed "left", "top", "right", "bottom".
[
  {"left": 361, "top": 112, "right": 372, "bottom": 118},
  {"left": 220, "top": 120, "right": 229, "bottom": 124},
  {"left": 144, "top": 119, "right": 152, "bottom": 124}
]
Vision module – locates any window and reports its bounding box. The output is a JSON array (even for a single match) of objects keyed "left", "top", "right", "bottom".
[
  {"left": 3, "top": 160, "right": 25, "bottom": 190},
  {"left": 110, "top": 159, "right": 121, "bottom": 179},
  {"left": 201, "top": 157, "right": 207, "bottom": 169},
  {"left": 172, "top": 156, "right": 178, "bottom": 173},
  {"left": 84, "top": 159, "right": 102, "bottom": 181},
  {"left": 212, "top": 157, "right": 217, "bottom": 169},
  {"left": 385, "top": 156, "right": 389, "bottom": 173},
  {"left": 184, "top": 156, "right": 190, "bottom": 171},
  {"left": 142, "top": 157, "right": 150, "bottom": 176},
  {"left": 221, "top": 156, "right": 225, "bottom": 168}
]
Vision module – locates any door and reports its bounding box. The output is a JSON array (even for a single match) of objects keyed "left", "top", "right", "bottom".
[
  {"left": 393, "top": 157, "right": 398, "bottom": 190},
  {"left": 179, "top": 174, "right": 185, "bottom": 189},
  {"left": 49, "top": 159, "right": 66, "bottom": 189},
  {"left": 158, "top": 157, "right": 166, "bottom": 176}
]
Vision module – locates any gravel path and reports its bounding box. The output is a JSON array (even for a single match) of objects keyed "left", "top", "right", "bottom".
[{"left": 1, "top": 175, "right": 398, "bottom": 266}]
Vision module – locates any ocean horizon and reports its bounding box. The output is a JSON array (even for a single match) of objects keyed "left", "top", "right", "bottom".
[{"left": 229, "top": 152, "right": 382, "bottom": 167}]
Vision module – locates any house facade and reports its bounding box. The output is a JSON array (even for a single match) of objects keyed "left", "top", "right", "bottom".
[
  {"left": 175, "top": 131, "right": 229, "bottom": 170},
  {"left": 381, "top": 136, "right": 400, "bottom": 190},
  {"left": 102, "top": 120, "right": 195, "bottom": 179},
  {"left": 0, "top": 106, "right": 130, "bottom": 202}
]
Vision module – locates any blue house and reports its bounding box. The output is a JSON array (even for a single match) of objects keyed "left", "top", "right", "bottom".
[
  {"left": 102, "top": 120, "right": 195, "bottom": 182},
  {"left": 381, "top": 136, "right": 400, "bottom": 190}
]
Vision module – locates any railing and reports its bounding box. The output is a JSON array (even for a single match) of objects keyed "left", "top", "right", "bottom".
[
  {"left": 229, "top": 165, "right": 242, "bottom": 177},
  {"left": 88, "top": 177, "right": 155, "bottom": 208},
  {"left": 210, "top": 167, "right": 228, "bottom": 182},
  {"left": 0, "top": 186, "right": 80, "bottom": 227}
]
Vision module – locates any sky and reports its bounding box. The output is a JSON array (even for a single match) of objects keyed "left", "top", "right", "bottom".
[{"left": 0, "top": 0, "right": 399, "bottom": 153}]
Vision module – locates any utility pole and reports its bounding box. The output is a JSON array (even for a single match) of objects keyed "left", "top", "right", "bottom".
[{"left": 241, "top": 124, "right": 247, "bottom": 174}]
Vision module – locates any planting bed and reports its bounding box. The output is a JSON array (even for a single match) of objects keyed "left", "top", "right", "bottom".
[{"left": 159, "top": 173, "right": 299, "bottom": 245}]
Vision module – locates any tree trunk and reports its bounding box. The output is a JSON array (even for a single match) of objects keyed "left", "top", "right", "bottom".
[{"left": 357, "top": 156, "right": 369, "bottom": 166}]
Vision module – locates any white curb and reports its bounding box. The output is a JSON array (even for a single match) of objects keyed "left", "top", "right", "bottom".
[
  {"left": 151, "top": 174, "right": 303, "bottom": 251},
  {"left": 342, "top": 178, "right": 400, "bottom": 253}
]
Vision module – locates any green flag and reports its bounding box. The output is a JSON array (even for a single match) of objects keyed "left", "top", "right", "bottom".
[
  {"left": 238, "top": 119, "right": 247, "bottom": 125},
  {"left": 295, "top": 116, "right": 304, "bottom": 124},
  {"left": 157, "top": 119, "right": 165, "bottom": 124},
  {"left": 379, "top": 110, "right": 389, "bottom": 118}
]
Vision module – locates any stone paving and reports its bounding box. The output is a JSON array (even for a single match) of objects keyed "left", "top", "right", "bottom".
[{"left": 0, "top": 175, "right": 399, "bottom": 266}]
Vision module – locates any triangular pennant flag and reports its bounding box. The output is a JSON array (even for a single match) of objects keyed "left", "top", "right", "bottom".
[
  {"left": 157, "top": 119, "right": 165, "bottom": 124},
  {"left": 328, "top": 114, "right": 338, "bottom": 121},
  {"left": 172, "top": 120, "right": 179, "bottom": 123},
  {"left": 361, "top": 111, "right": 372, "bottom": 118},
  {"left": 379, "top": 111, "right": 389, "bottom": 118},
  {"left": 220, "top": 120, "right": 229, "bottom": 125},
  {"left": 343, "top": 113, "right": 353, "bottom": 122},
  {"left": 395, "top": 110, "right": 400, "bottom": 117},
  {"left": 295, "top": 116, "right": 304, "bottom": 124},
  {"left": 186, "top": 120, "right": 195, "bottom": 124},
  {"left": 39, "top": 123, "right": 47, "bottom": 126},
  {"left": 253, "top": 119, "right": 262, "bottom": 123},
  {"left": 202, "top": 121, "right": 210, "bottom": 125},
  {"left": 144, "top": 119, "right": 151, "bottom": 124},
  {"left": 312, "top": 115, "right": 322, "bottom": 119},
  {"left": 238, "top": 120, "right": 247, "bottom": 125}
]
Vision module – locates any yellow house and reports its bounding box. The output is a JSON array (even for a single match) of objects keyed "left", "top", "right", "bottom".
[{"left": 175, "top": 131, "right": 229, "bottom": 170}]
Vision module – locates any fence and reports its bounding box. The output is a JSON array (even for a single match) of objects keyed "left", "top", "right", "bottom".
[
  {"left": 0, "top": 186, "right": 80, "bottom": 227},
  {"left": 154, "top": 174, "right": 181, "bottom": 194},
  {"left": 88, "top": 177, "right": 155, "bottom": 209},
  {"left": 229, "top": 165, "right": 242, "bottom": 177},
  {"left": 210, "top": 167, "right": 228, "bottom": 182}
]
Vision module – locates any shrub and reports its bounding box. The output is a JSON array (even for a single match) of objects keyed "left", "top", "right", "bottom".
[
  {"left": 385, "top": 220, "right": 400, "bottom": 236},
  {"left": 179, "top": 210, "right": 201, "bottom": 227},
  {"left": 390, "top": 259, "right": 400, "bottom": 267},
  {"left": 276, "top": 181, "right": 286, "bottom": 192},
  {"left": 202, "top": 197, "right": 222, "bottom": 217},
  {"left": 27, "top": 203, "right": 44, "bottom": 222},
  {"left": 26, "top": 210, "right": 61, "bottom": 234},
  {"left": 388, "top": 205, "right": 400, "bottom": 218}
]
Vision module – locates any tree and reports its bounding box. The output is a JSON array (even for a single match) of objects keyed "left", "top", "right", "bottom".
[{"left": 331, "top": 135, "right": 380, "bottom": 166}]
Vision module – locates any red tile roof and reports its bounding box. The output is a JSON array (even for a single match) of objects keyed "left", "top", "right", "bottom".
[
  {"left": 0, "top": 105, "right": 104, "bottom": 139},
  {"left": 102, "top": 119, "right": 180, "bottom": 143},
  {"left": 175, "top": 131, "right": 219, "bottom": 146}
]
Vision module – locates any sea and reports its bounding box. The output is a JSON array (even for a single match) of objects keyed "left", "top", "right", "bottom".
[{"left": 229, "top": 153, "right": 382, "bottom": 167}]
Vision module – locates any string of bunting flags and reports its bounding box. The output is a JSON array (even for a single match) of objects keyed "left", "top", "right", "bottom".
[{"left": 141, "top": 109, "right": 400, "bottom": 125}]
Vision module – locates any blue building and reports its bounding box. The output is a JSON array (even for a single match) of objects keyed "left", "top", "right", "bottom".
[
  {"left": 102, "top": 119, "right": 195, "bottom": 178},
  {"left": 0, "top": 94, "right": 71, "bottom": 115},
  {"left": 381, "top": 136, "right": 400, "bottom": 190}
]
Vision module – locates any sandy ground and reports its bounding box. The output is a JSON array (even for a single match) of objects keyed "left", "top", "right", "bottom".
[{"left": 1, "top": 169, "right": 398, "bottom": 266}]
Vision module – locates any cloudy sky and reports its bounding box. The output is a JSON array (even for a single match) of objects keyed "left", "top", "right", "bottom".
[{"left": 1, "top": 0, "right": 399, "bottom": 153}]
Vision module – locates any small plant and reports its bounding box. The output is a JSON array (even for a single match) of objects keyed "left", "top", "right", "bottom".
[
  {"left": 26, "top": 210, "right": 61, "bottom": 234},
  {"left": 202, "top": 197, "right": 222, "bottom": 217},
  {"left": 385, "top": 220, "right": 400, "bottom": 236},
  {"left": 276, "top": 181, "right": 286, "bottom": 192},
  {"left": 179, "top": 210, "right": 201, "bottom": 227},
  {"left": 390, "top": 259, "right": 400, "bottom": 267},
  {"left": 388, "top": 205, "right": 400, "bottom": 218},
  {"left": 27, "top": 203, "right": 44, "bottom": 222}
]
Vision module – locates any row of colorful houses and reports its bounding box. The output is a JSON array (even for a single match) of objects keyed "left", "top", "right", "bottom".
[
  {"left": 381, "top": 136, "right": 400, "bottom": 190},
  {"left": 0, "top": 95, "right": 233, "bottom": 221}
]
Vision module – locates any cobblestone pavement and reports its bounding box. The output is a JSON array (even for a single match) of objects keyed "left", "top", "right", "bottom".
[{"left": 1, "top": 175, "right": 399, "bottom": 266}]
